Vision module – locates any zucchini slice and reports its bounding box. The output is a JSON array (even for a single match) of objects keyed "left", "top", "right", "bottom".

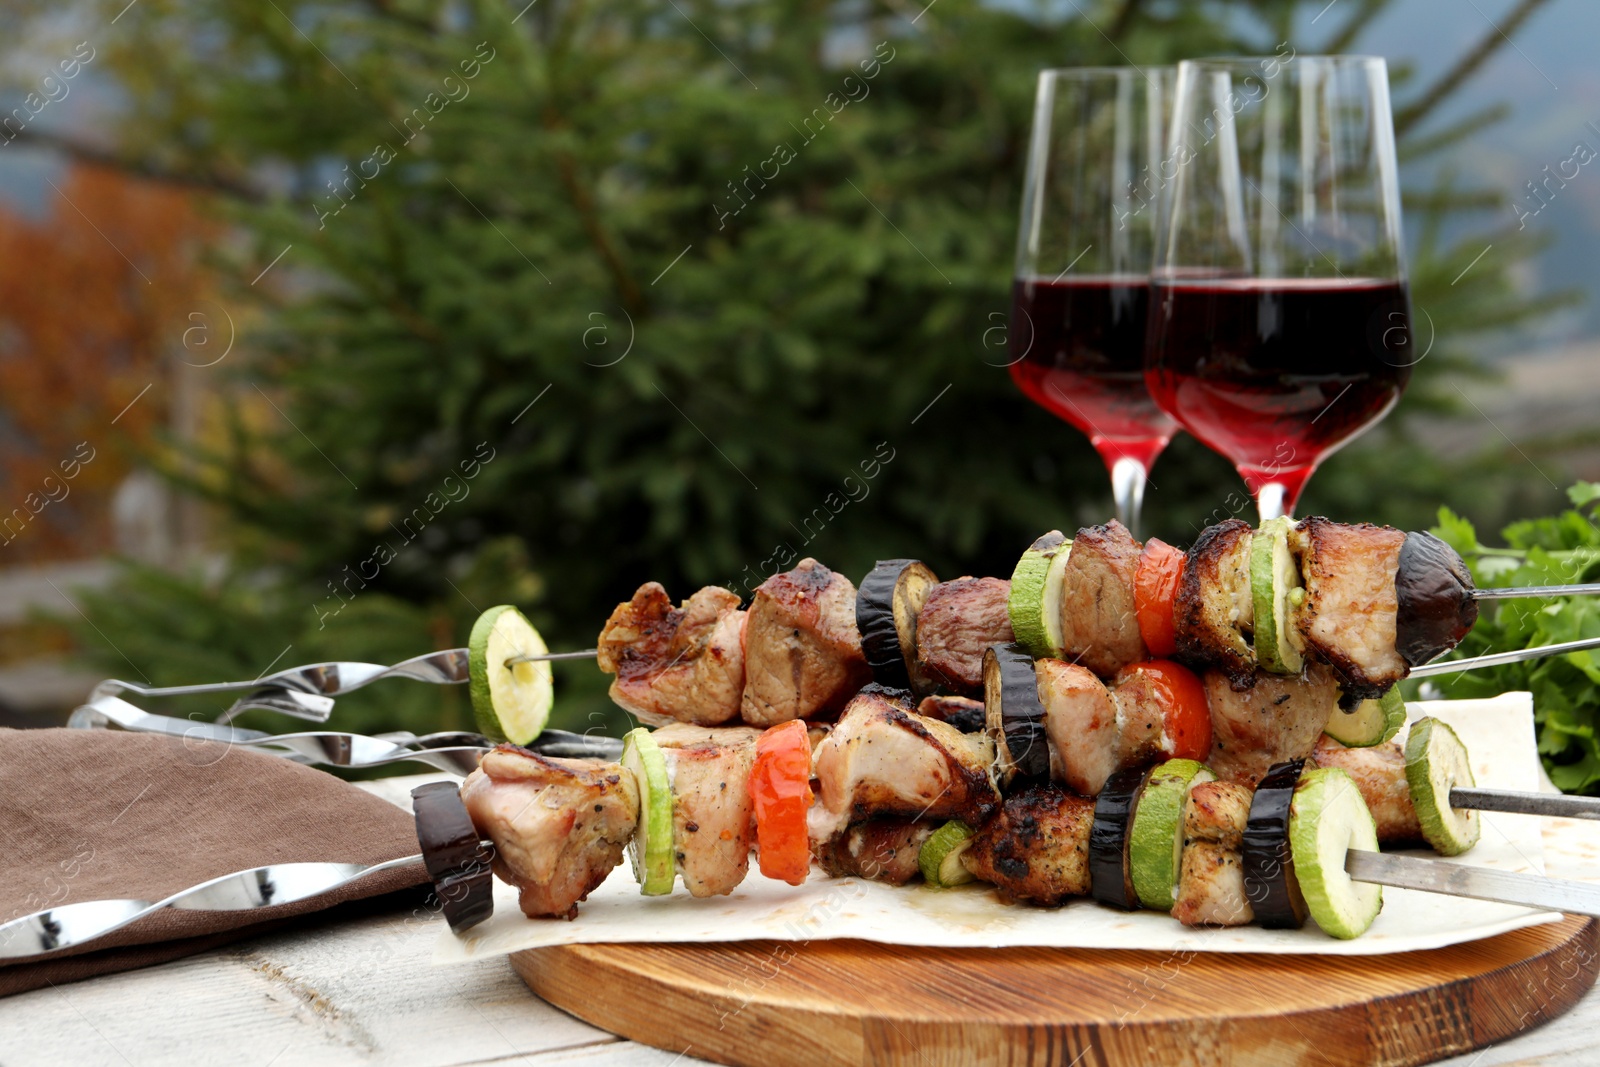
[
  {"left": 1249, "top": 517, "right": 1305, "bottom": 674},
  {"left": 982, "top": 643, "right": 1051, "bottom": 789},
  {"left": 1129, "top": 758, "right": 1216, "bottom": 911},
  {"left": 1089, "top": 765, "right": 1151, "bottom": 910},
  {"left": 919, "top": 821, "right": 977, "bottom": 887},
  {"left": 1404, "top": 716, "right": 1481, "bottom": 856},
  {"left": 1289, "top": 766, "right": 1384, "bottom": 939},
  {"left": 468, "top": 605, "right": 554, "bottom": 744},
  {"left": 1323, "top": 686, "right": 1407, "bottom": 748},
  {"left": 1007, "top": 531, "right": 1072, "bottom": 659},
  {"left": 1242, "top": 758, "right": 1310, "bottom": 929},
  {"left": 856, "top": 559, "right": 940, "bottom": 693},
  {"left": 620, "top": 727, "right": 675, "bottom": 895}
]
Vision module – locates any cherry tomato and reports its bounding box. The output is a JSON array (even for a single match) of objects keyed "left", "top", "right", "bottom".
[
  {"left": 1135, "top": 537, "right": 1185, "bottom": 658},
  {"left": 1126, "top": 658, "right": 1212, "bottom": 762},
  {"left": 750, "top": 719, "right": 814, "bottom": 885}
]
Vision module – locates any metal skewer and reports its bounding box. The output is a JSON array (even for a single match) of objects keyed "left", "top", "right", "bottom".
[
  {"left": 1449, "top": 787, "right": 1600, "bottom": 820},
  {"left": 70, "top": 693, "right": 623, "bottom": 770},
  {"left": 1473, "top": 581, "right": 1600, "bottom": 600},
  {"left": 0, "top": 853, "right": 425, "bottom": 960},
  {"left": 1410, "top": 633, "right": 1600, "bottom": 678},
  {"left": 1346, "top": 850, "right": 1600, "bottom": 916}
]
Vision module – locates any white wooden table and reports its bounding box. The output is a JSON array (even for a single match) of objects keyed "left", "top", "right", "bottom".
[{"left": 3, "top": 773, "right": 1598, "bottom": 1067}]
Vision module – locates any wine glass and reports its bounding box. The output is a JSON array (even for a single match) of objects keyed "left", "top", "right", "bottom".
[
  {"left": 1144, "top": 55, "right": 1412, "bottom": 521},
  {"left": 1009, "top": 67, "right": 1178, "bottom": 537}
]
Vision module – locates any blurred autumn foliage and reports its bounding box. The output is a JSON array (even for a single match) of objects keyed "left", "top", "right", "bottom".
[{"left": 0, "top": 164, "right": 213, "bottom": 562}]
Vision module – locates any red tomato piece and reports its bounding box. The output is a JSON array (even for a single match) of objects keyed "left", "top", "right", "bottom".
[
  {"left": 750, "top": 719, "right": 814, "bottom": 885},
  {"left": 1129, "top": 658, "right": 1212, "bottom": 762},
  {"left": 1135, "top": 537, "right": 1185, "bottom": 658}
]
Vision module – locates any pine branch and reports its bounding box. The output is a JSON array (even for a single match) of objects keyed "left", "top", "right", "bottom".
[
  {"left": 1394, "top": 0, "right": 1551, "bottom": 137},
  {"left": 1106, "top": 0, "right": 1144, "bottom": 41},
  {"left": 1399, "top": 102, "right": 1513, "bottom": 160},
  {"left": 2, "top": 128, "right": 264, "bottom": 202}
]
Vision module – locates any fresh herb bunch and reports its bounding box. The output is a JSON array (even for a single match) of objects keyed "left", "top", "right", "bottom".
[{"left": 1426, "top": 484, "right": 1600, "bottom": 793}]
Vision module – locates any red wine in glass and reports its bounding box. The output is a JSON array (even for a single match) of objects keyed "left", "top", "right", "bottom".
[
  {"left": 1146, "top": 56, "right": 1412, "bottom": 520},
  {"left": 1144, "top": 277, "right": 1413, "bottom": 513},
  {"left": 1010, "top": 67, "right": 1175, "bottom": 534},
  {"left": 1009, "top": 275, "right": 1176, "bottom": 476}
]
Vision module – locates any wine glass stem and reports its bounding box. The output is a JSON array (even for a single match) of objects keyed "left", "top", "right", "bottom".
[
  {"left": 1256, "top": 482, "right": 1288, "bottom": 523},
  {"left": 1109, "top": 456, "right": 1149, "bottom": 539}
]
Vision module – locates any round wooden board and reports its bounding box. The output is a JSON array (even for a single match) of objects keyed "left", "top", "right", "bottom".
[{"left": 510, "top": 916, "right": 1599, "bottom": 1067}]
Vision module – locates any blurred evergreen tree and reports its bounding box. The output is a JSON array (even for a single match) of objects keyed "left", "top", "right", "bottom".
[{"left": 15, "top": 0, "right": 1564, "bottom": 737}]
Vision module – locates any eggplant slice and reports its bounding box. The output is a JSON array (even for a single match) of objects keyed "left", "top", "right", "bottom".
[
  {"left": 1394, "top": 531, "right": 1479, "bottom": 667},
  {"left": 1089, "top": 765, "right": 1151, "bottom": 910},
  {"left": 856, "top": 559, "right": 941, "bottom": 693},
  {"left": 1241, "top": 759, "right": 1309, "bottom": 929},
  {"left": 983, "top": 643, "right": 1052, "bottom": 789}
]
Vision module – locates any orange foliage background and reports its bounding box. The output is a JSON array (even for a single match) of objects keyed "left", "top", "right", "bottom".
[{"left": 0, "top": 163, "right": 214, "bottom": 562}]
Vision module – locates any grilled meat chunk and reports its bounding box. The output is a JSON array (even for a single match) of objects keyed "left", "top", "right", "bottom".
[
  {"left": 1036, "top": 658, "right": 1120, "bottom": 796},
  {"left": 658, "top": 728, "right": 760, "bottom": 897},
  {"left": 814, "top": 819, "right": 936, "bottom": 885},
  {"left": 1175, "top": 520, "right": 1256, "bottom": 691},
  {"left": 811, "top": 688, "right": 999, "bottom": 841},
  {"left": 915, "top": 577, "right": 1014, "bottom": 696},
  {"left": 915, "top": 694, "right": 986, "bottom": 734},
  {"left": 742, "top": 559, "right": 874, "bottom": 726},
  {"left": 460, "top": 747, "right": 639, "bottom": 920},
  {"left": 1292, "top": 518, "right": 1409, "bottom": 702},
  {"left": 1183, "top": 781, "right": 1253, "bottom": 850},
  {"left": 596, "top": 583, "right": 747, "bottom": 726},
  {"left": 1109, "top": 663, "right": 1168, "bottom": 771},
  {"left": 1173, "top": 780, "right": 1255, "bottom": 927},
  {"left": 651, "top": 723, "right": 765, "bottom": 749},
  {"left": 1204, "top": 666, "right": 1339, "bottom": 788},
  {"left": 962, "top": 785, "right": 1096, "bottom": 906},
  {"left": 1312, "top": 735, "right": 1423, "bottom": 845},
  {"left": 1174, "top": 843, "right": 1253, "bottom": 927},
  {"left": 1058, "top": 520, "right": 1148, "bottom": 677}
]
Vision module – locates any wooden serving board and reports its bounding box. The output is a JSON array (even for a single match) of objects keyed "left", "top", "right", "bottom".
[{"left": 511, "top": 916, "right": 1600, "bottom": 1067}]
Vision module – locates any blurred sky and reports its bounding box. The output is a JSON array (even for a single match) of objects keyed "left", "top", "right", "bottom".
[{"left": 1, "top": 0, "right": 1595, "bottom": 350}]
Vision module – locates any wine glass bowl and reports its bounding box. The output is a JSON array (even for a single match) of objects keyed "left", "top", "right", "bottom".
[
  {"left": 1010, "top": 67, "right": 1177, "bottom": 536},
  {"left": 1143, "top": 55, "right": 1412, "bottom": 520}
]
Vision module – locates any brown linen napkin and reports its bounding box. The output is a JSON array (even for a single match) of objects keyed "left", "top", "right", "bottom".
[{"left": 0, "top": 727, "right": 431, "bottom": 996}]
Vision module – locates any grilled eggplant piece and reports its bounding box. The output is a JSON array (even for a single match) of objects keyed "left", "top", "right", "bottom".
[
  {"left": 1395, "top": 531, "right": 1479, "bottom": 667},
  {"left": 1204, "top": 665, "right": 1339, "bottom": 788},
  {"left": 1089, "top": 766, "right": 1150, "bottom": 910},
  {"left": 983, "top": 644, "right": 1052, "bottom": 788},
  {"left": 1034, "top": 657, "right": 1120, "bottom": 797},
  {"left": 815, "top": 818, "right": 936, "bottom": 885},
  {"left": 1058, "top": 520, "right": 1147, "bottom": 677},
  {"left": 1312, "top": 735, "right": 1423, "bottom": 845},
  {"left": 742, "top": 558, "right": 874, "bottom": 725},
  {"left": 856, "top": 559, "right": 940, "bottom": 693},
  {"left": 1242, "top": 760, "right": 1309, "bottom": 929},
  {"left": 916, "top": 577, "right": 1015, "bottom": 697},
  {"left": 1291, "top": 518, "right": 1408, "bottom": 704},
  {"left": 460, "top": 747, "right": 639, "bottom": 920},
  {"left": 597, "top": 583, "right": 747, "bottom": 726},
  {"left": 1175, "top": 519, "right": 1256, "bottom": 691},
  {"left": 1173, "top": 780, "right": 1256, "bottom": 927},
  {"left": 963, "top": 784, "right": 1096, "bottom": 906},
  {"left": 915, "top": 694, "right": 986, "bottom": 734},
  {"left": 811, "top": 687, "right": 999, "bottom": 841}
]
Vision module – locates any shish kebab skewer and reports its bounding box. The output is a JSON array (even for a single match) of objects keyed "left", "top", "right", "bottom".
[
  {"left": 425, "top": 692, "right": 1600, "bottom": 945},
  {"left": 83, "top": 517, "right": 1600, "bottom": 774}
]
